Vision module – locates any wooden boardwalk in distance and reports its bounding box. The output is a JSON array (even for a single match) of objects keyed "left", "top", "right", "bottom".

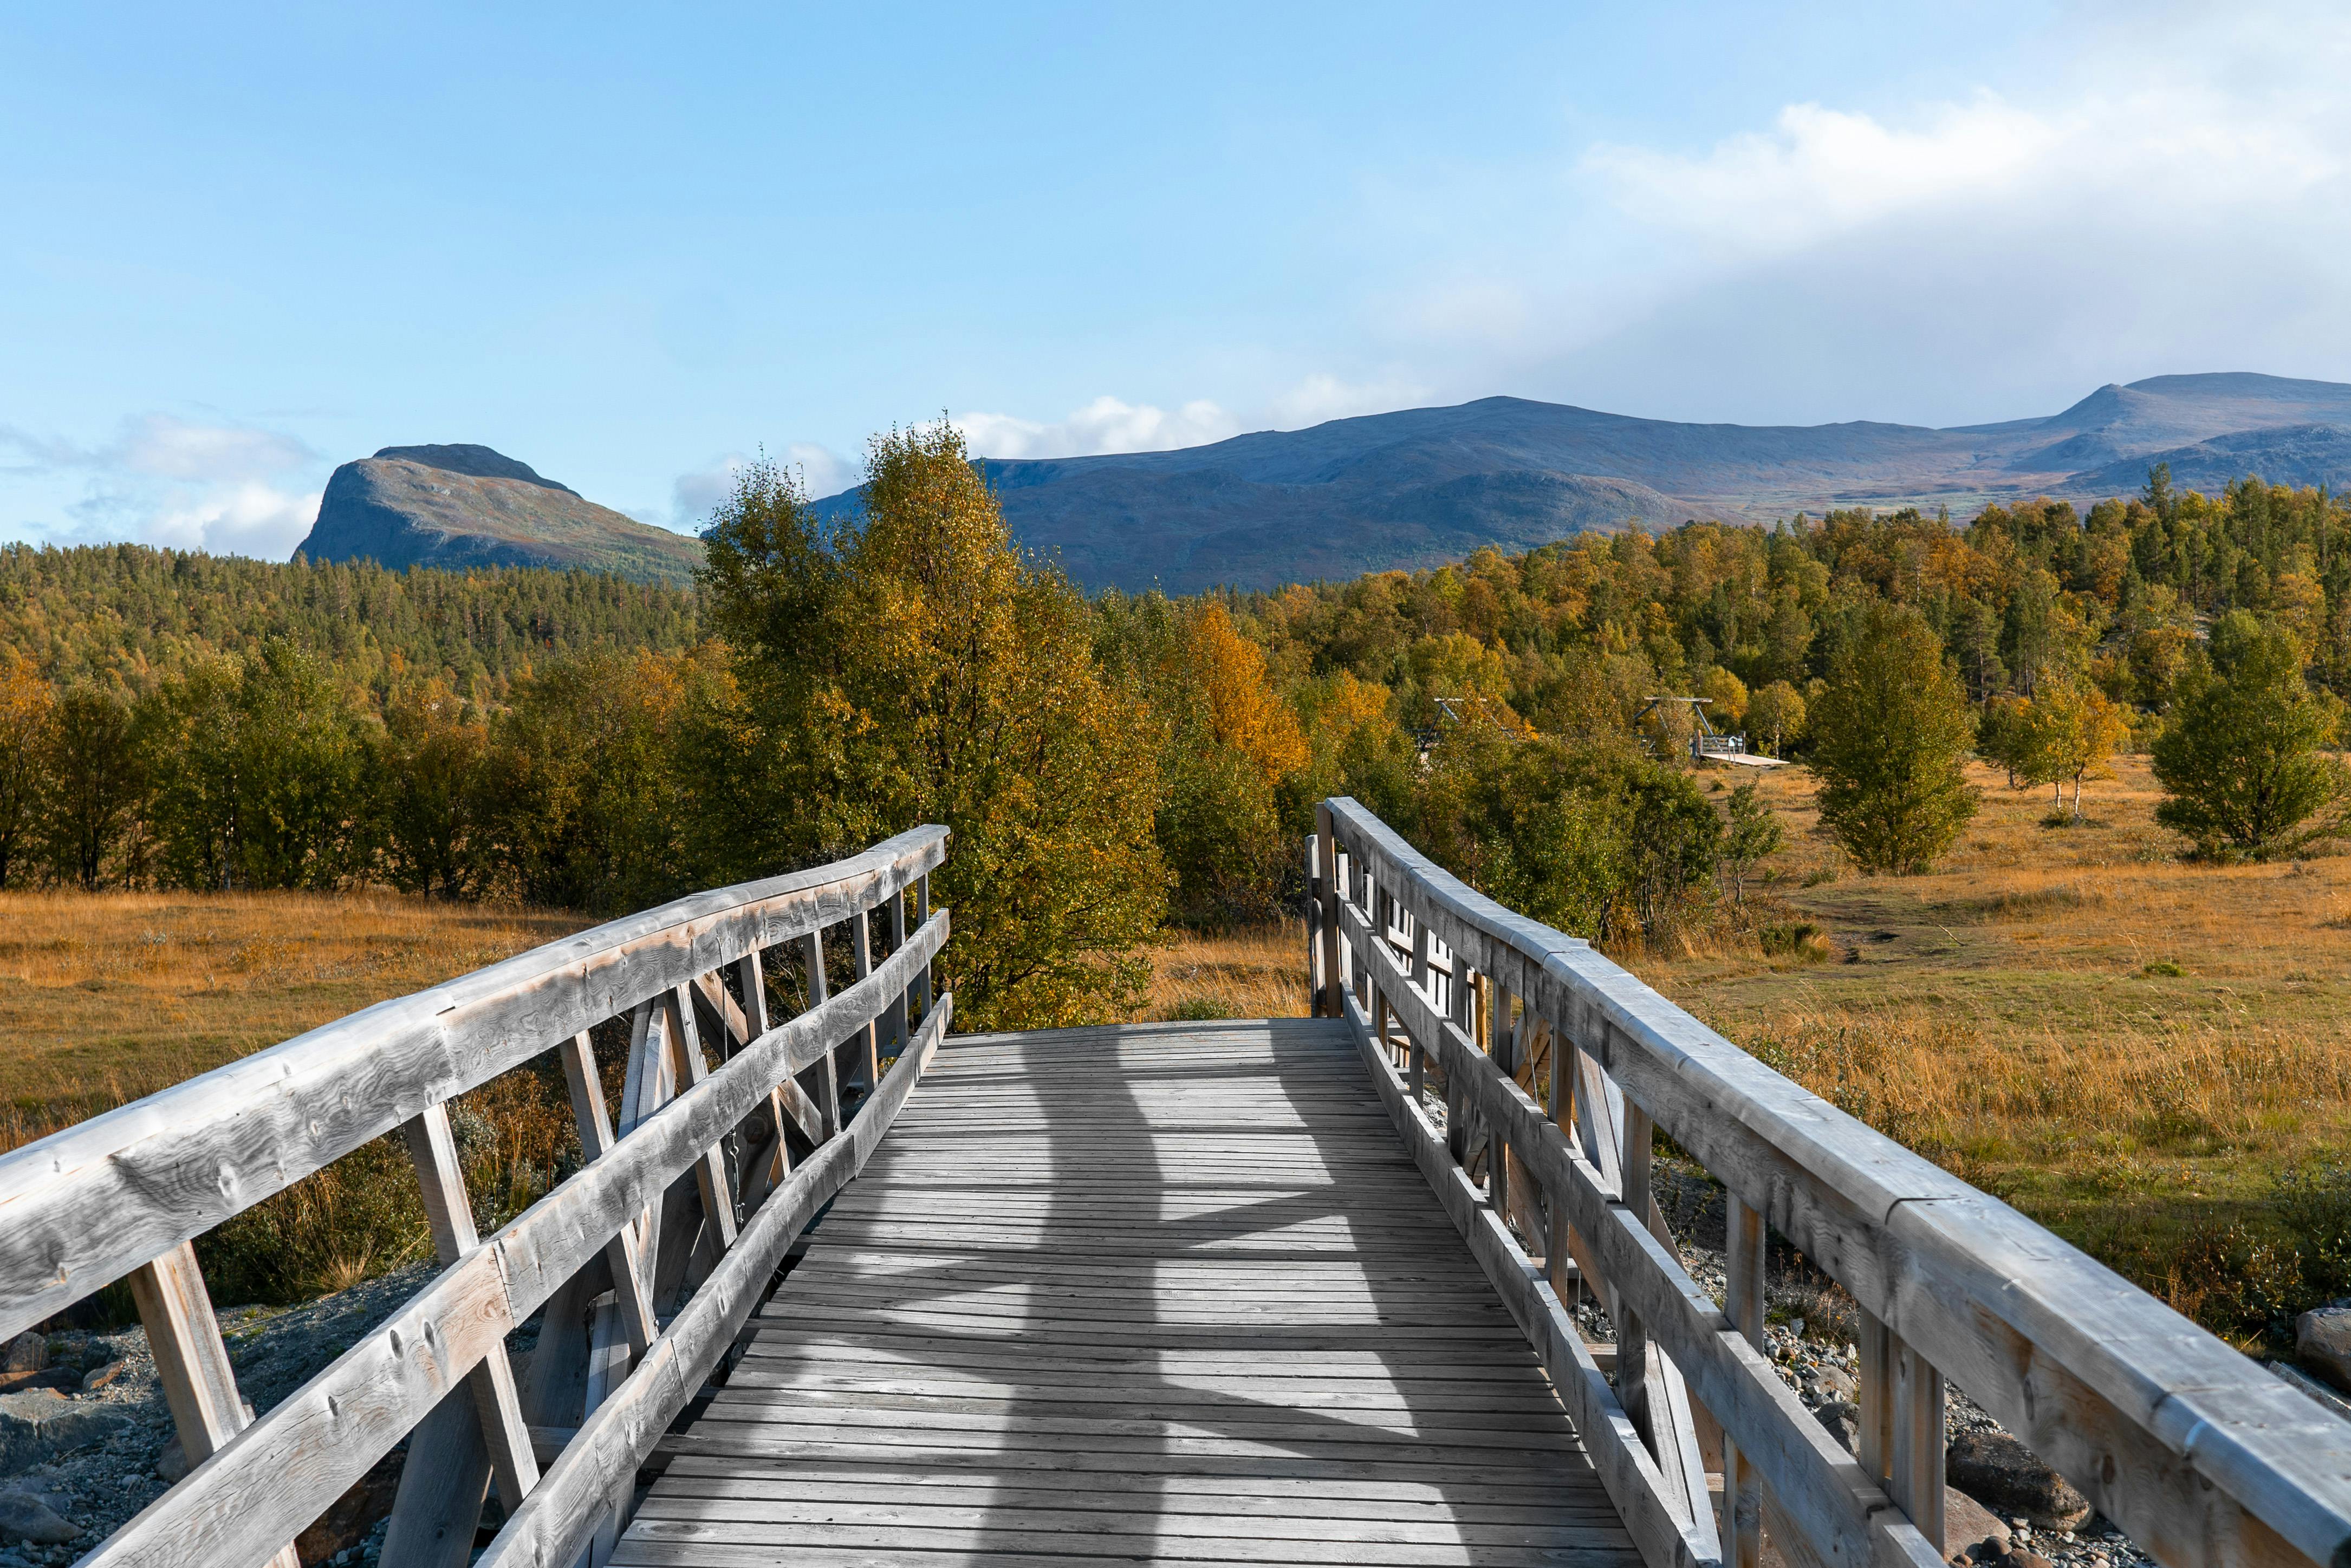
[{"left": 618, "top": 1017, "right": 1640, "bottom": 1568}]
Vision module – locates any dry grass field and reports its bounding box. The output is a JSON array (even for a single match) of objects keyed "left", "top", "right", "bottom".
[
  {"left": 9, "top": 768, "right": 2344, "bottom": 1337},
  {"left": 1632, "top": 754, "right": 2351, "bottom": 1339},
  {"left": 0, "top": 891, "right": 593, "bottom": 1154}
]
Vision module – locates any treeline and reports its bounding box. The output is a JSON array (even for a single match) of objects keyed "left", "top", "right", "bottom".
[
  {"left": 5, "top": 455, "right": 2345, "bottom": 1025},
  {"left": 0, "top": 542, "right": 701, "bottom": 697}
]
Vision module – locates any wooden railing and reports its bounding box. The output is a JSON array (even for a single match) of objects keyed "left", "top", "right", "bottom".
[
  {"left": 0, "top": 825, "right": 950, "bottom": 1568},
  {"left": 1308, "top": 798, "right": 2351, "bottom": 1568}
]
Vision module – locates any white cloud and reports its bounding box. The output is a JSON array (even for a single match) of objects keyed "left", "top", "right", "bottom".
[
  {"left": 954, "top": 396, "right": 1241, "bottom": 461},
  {"left": 116, "top": 414, "right": 313, "bottom": 483},
  {"left": 153, "top": 482, "right": 323, "bottom": 556},
  {"left": 2, "top": 413, "right": 324, "bottom": 556},
  {"left": 782, "top": 442, "right": 857, "bottom": 499},
  {"left": 1386, "top": 5, "right": 2351, "bottom": 426}
]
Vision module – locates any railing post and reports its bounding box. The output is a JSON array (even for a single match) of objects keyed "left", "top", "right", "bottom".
[
  {"left": 1617, "top": 1099, "right": 1656, "bottom": 1453},
  {"left": 1315, "top": 807, "right": 1343, "bottom": 1018},
  {"left": 1892, "top": 1339, "right": 1947, "bottom": 1552},
  {"left": 1723, "top": 1193, "right": 1767, "bottom": 1568},
  {"left": 1305, "top": 834, "right": 1327, "bottom": 1015},
  {"left": 127, "top": 1245, "right": 304, "bottom": 1568},
  {"left": 913, "top": 873, "right": 933, "bottom": 1017}
]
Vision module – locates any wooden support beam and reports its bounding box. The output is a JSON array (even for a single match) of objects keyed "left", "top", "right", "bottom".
[
  {"left": 400, "top": 1103, "right": 543, "bottom": 1509},
  {"left": 126, "top": 1244, "right": 303, "bottom": 1568},
  {"left": 850, "top": 912, "right": 878, "bottom": 1096},
  {"left": 800, "top": 928, "right": 840, "bottom": 1139},
  {"left": 663, "top": 987, "right": 740, "bottom": 1252},
  {"left": 558, "top": 1034, "right": 657, "bottom": 1357},
  {"left": 1892, "top": 1338, "right": 1947, "bottom": 1552},
  {"left": 1723, "top": 1193, "right": 1767, "bottom": 1568}
]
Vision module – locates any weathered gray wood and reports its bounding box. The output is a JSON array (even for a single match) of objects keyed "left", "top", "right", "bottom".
[
  {"left": 1322, "top": 797, "right": 2351, "bottom": 1568},
  {"left": 475, "top": 996, "right": 954, "bottom": 1568},
  {"left": 1722, "top": 1194, "right": 1765, "bottom": 1568},
  {"left": 1332, "top": 889, "right": 1932, "bottom": 1568},
  {"left": 662, "top": 986, "right": 739, "bottom": 1253},
  {"left": 126, "top": 1244, "right": 303, "bottom": 1568},
  {"left": 1335, "top": 991, "right": 1711, "bottom": 1568},
  {"left": 1890, "top": 1340, "right": 1944, "bottom": 1552},
  {"left": 0, "top": 825, "right": 946, "bottom": 1340},
  {"left": 401, "top": 1102, "right": 543, "bottom": 1509},
  {"left": 559, "top": 1034, "right": 657, "bottom": 1357},
  {"left": 77, "top": 910, "right": 950, "bottom": 1568}
]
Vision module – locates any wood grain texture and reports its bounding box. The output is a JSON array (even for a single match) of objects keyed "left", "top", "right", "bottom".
[
  {"left": 1322, "top": 797, "right": 2351, "bottom": 1568},
  {"left": 74, "top": 907, "right": 949, "bottom": 1568},
  {"left": 0, "top": 825, "right": 946, "bottom": 1339},
  {"left": 475, "top": 996, "right": 954, "bottom": 1568},
  {"left": 601, "top": 1018, "right": 1641, "bottom": 1568}
]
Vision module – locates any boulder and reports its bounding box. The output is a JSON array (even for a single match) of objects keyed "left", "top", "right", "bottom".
[
  {"left": 1946, "top": 1430, "right": 2092, "bottom": 1531},
  {"left": 2296, "top": 1304, "right": 2351, "bottom": 1393},
  {"left": 0, "top": 1487, "right": 80, "bottom": 1545},
  {"left": 0, "top": 1337, "right": 42, "bottom": 1375},
  {"left": 155, "top": 1434, "right": 187, "bottom": 1485},
  {"left": 0, "top": 1390, "right": 129, "bottom": 1477},
  {"left": 1813, "top": 1398, "right": 1861, "bottom": 1455}
]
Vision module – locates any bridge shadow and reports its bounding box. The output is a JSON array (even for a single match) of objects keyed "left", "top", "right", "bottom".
[{"left": 755, "top": 1017, "right": 1632, "bottom": 1566}]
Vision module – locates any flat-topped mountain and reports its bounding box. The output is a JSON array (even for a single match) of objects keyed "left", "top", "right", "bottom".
[
  {"left": 814, "top": 372, "right": 2351, "bottom": 592},
  {"left": 295, "top": 446, "right": 702, "bottom": 586}
]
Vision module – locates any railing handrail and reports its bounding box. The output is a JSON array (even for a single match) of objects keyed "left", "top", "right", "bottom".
[
  {"left": 0, "top": 824, "right": 945, "bottom": 1339},
  {"left": 0, "top": 827, "right": 952, "bottom": 1568},
  {"left": 1313, "top": 796, "right": 2351, "bottom": 1568}
]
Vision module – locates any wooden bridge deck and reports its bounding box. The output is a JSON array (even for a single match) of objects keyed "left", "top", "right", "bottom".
[{"left": 616, "top": 1017, "right": 1641, "bottom": 1567}]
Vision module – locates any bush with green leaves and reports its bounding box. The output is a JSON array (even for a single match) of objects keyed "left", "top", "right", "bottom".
[
  {"left": 2151, "top": 611, "right": 2347, "bottom": 859},
  {"left": 1810, "top": 602, "right": 1978, "bottom": 873}
]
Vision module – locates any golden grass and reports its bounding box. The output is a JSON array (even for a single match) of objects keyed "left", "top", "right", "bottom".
[
  {"left": 1635, "top": 755, "right": 2351, "bottom": 1339},
  {"left": 0, "top": 889, "right": 593, "bottom": 1153},
  {"left": 1140, "top": 921, "right": 1315, "bottom": 1022}
]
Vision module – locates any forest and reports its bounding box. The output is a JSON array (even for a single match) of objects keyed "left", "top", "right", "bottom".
[{"left": 2, "top": 443, "right": 2346, "bottom": 1033}]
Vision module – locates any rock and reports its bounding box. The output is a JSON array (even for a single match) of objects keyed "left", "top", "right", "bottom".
[
  {"left": 0, "top": 1488, "right": 80, "bottom": 1545},
  {"left": 1813, "top": 1398, "right": 1861, "bottom": 1454},
  {"left": 293, "top": 1448, "right": 404, "bottom": 1564},
  {"left": 0, "top": 1373, "right": 74, "bottom": 1397},
  {"left": 77, "top": 1362, "right": 125, "bottom": 1394},
  {"left": 2296, "top": 1304, "right": 2351, "bottom": 1393},
  {"left": 0, "top": 1339, "right": 40, "bottom": 1376},
  {"left": 2013, "top": 1553, "right": 2056, "bottom": 1568},
  {"left": 0, "top": 1390, "right": 129, "bottom": 1476},
  {"left": 1947, "top": 1431, "right": 2093, "bottom": 1531},
  {"left": 155, "top": 1435, "right": 187, "bottom": 1485}
]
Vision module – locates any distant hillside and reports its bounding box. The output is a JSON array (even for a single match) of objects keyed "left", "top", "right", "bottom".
[
  {"left": 1, "top": 542, "right": 701, "bottom": 693},
  {"left": 296, "top": 445, "right": 704, "bottom": 587},
  {"left": 815, "top": 372, "right": 2351, "bottom": 591}
]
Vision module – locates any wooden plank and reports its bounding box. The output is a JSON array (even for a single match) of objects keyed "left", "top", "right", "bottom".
[
  {"left": 77, "top": 910, "right": 951, "bottom": 1568},
  {"left": 472, "top": 996, "right": 954, "bottom": 1568},
  {"left": 126, "top": 1244, "right": 303, "bottom": 1568},
  {"left": 559, "top": 1033, "right": 658, "bottom": 1357},
  {"left": 1323, "top": 797, "right": 2351, "bottom": 1568},
  {"left": 0, "top": 824, "right": 947, "bottom": 1340},
  {"left": 1335, "top": 992, "right": 1714, "bottom": 1568}
]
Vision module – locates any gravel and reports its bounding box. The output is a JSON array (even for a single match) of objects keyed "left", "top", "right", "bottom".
[{"left": 0, "top": 1265, "right": 438, "bottom": 1567}]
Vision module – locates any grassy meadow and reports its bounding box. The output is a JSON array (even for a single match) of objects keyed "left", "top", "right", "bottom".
[
  {"left": 8, "top": 764, "right": 2346, "bottom": 1339},
  {"left": 1632, "top": 754, "right": 2351, "bottom": 1341}
]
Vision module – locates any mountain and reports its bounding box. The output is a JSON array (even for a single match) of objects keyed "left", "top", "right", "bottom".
[
  {"left": 295, "top": 445, "right": 703, "bottom": 587},
  {"left": 814, "top": 372, "right": 2351, "bottom": 593}
]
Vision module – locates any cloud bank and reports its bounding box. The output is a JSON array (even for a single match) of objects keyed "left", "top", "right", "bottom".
[{"left": 2, "top": 414, "right": 323, "bottom": 556}]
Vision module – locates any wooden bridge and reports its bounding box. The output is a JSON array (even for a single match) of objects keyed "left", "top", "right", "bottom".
[{"left": 1, "top": 804, "right": 2346, "bottom": 1568}]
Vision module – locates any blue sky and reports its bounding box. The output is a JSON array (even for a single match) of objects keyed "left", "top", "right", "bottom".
[{"left": 4, "top": 2, "right": 2348, "bottom": 556}]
